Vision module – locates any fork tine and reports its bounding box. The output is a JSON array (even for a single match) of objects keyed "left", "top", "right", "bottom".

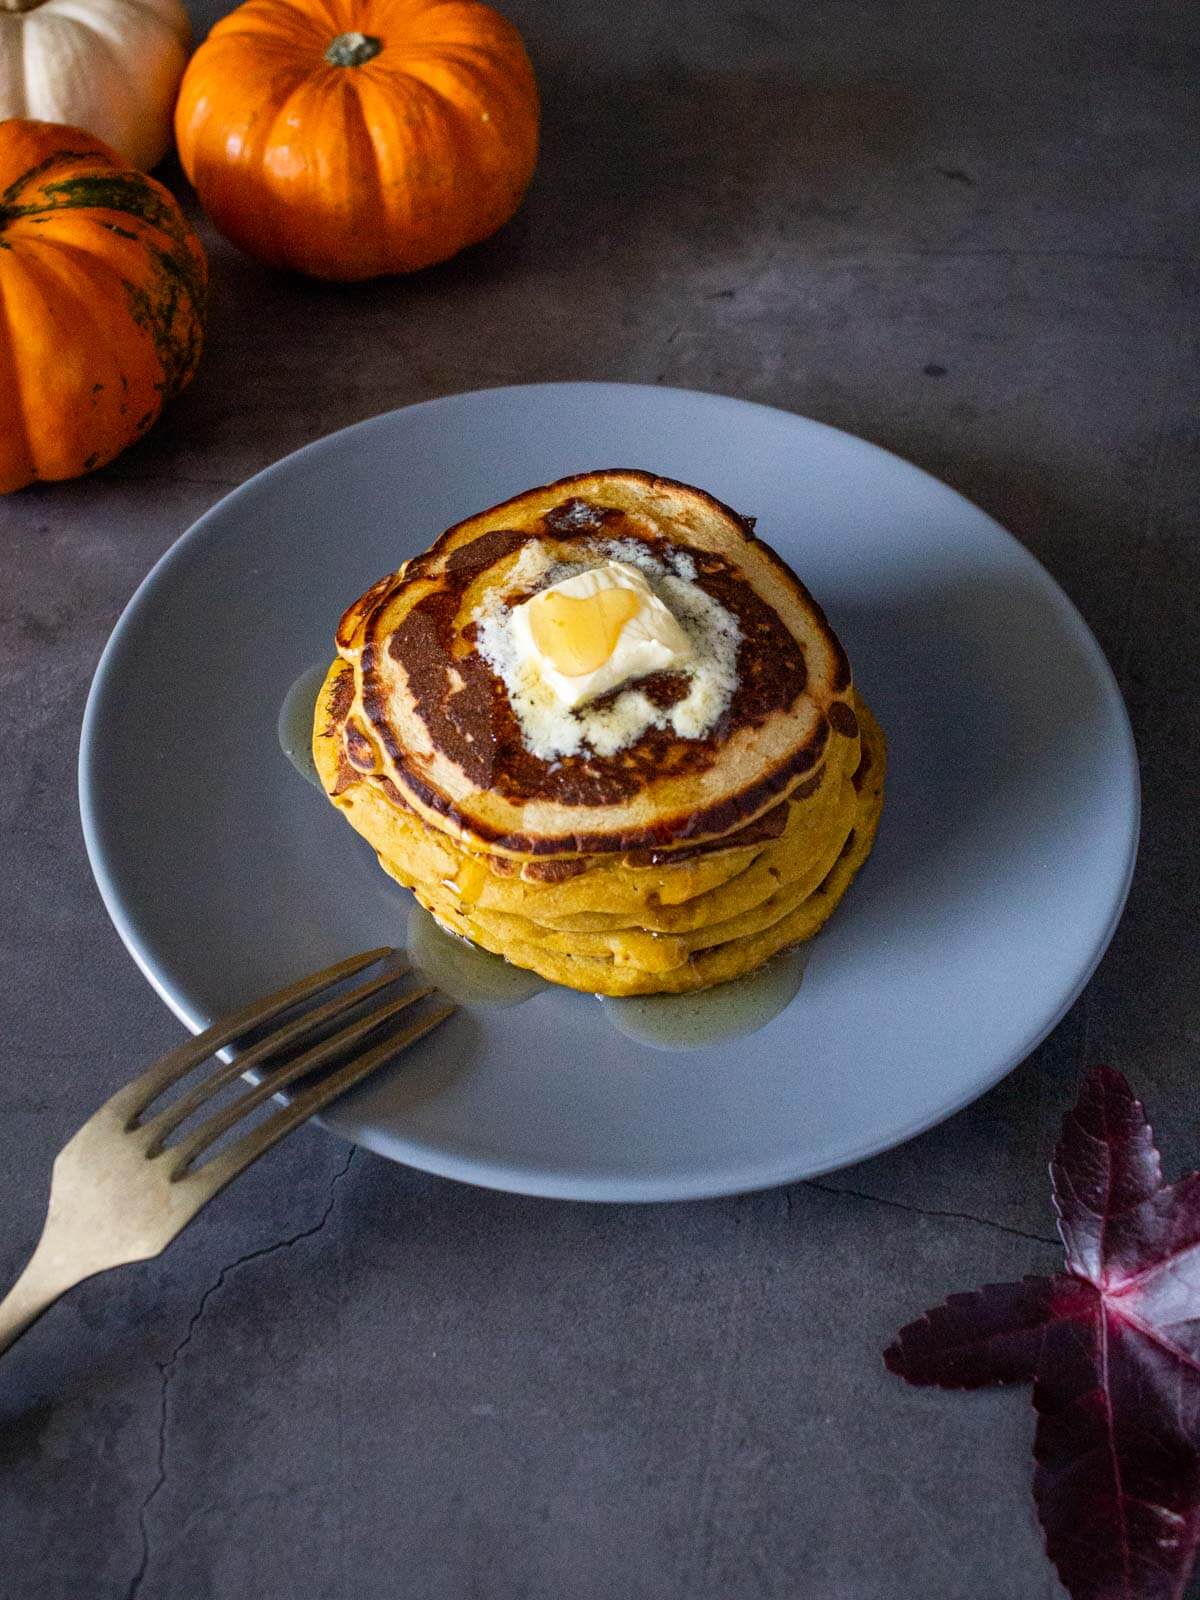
[
  {"left": 179, "top": 1003, "right": 456, "bottom": 1198},
  {"left": 140, "top": 964, "right": 404, "bottom": 1154},
  {"left": 109, "top": 948, "right": 398, "bottom": 1127},
  {"left": 169, "top": 985, "right": 438, "bottom": 1175}
]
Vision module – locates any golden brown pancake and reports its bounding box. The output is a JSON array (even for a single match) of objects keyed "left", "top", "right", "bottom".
[
  {"left": 314, "top": 470, "right": 885, "bottom": 995},
  {"left": 332, "top": 470, "right": 855, "bottom": 858}
]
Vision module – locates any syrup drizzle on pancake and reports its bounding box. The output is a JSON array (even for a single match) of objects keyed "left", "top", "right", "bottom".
[
  {"left": 474, "top": 540, "right": 743, "bottom": 761},
  {"left": 527, "top": 579, "right": 642, "bottom": 676}
]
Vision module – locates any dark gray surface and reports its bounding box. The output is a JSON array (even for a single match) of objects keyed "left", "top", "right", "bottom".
[{"left": 0, "top": 1, "right": 1195, "bottom": 1595}]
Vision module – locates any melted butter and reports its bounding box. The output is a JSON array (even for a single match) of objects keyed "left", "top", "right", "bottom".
[
  {"left": 406, "top": 903, "right": 549, "bottom": 1007},
  {"left": 598, "top": 946, "right": 811, "bottom": 1052},
  {"left": 278, "top": 662, "right": 329, "bottom": 788},
  {"left": 528, "top": 585, "right": 641, "bottom": 676},
  {"left": 479, "top": 555, "right": 732, "bottom": 755}
]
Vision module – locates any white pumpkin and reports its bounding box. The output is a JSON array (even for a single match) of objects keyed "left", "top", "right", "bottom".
[{"left": 0, "top": 0, "right": 190, "bottom": 171}]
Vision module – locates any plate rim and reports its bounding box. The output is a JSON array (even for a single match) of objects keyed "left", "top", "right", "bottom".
[{"left": 78, "top": 381, "right": 1141, "bottom": 1201}]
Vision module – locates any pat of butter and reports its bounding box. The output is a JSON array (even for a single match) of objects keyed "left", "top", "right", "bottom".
[{"left": 510, "top": 561, "right": 692, "bottom": 708}]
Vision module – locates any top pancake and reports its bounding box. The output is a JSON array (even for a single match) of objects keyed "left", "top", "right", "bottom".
[{"left": 333, "top": 470, "right": 855, "bottom": 859}]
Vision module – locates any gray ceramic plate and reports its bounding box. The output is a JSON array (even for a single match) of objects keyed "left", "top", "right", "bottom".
[{"left": 79, "top": 383, "right": 1139, "bottom": 1201}]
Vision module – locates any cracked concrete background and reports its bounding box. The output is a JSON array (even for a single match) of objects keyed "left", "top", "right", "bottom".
[{"left": 1, "top": 1, "right": 1197, "bottom": 1596}]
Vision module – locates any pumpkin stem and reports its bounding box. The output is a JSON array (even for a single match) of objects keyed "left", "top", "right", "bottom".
[
  {"left": 0, "top": 0, "right": 49, "bottom": 12},
  {"left": 325, "top": 31, "right": 383, "bottom": 66}
]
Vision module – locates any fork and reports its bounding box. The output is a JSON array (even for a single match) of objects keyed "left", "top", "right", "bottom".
[{"left": 0, "top": 948, "right": 453, "bottom": 1359}]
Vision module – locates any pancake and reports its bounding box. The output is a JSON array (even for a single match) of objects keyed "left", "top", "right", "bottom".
[
  {"left": 314, "top": 470, "right": 886, "bottom": 996},
  {"left": 332, "top": 470, "right": 853, "bottom": 858},
  {"left": 374, "top": 710, "right": 884, "bottom": 994}
]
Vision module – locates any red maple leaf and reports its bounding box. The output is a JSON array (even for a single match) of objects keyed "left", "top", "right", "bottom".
[{"left": 885, "top": 1066, "right": 1200, "bottom": 1600}]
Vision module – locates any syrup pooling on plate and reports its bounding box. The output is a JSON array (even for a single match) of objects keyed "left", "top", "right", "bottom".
[
  {"left": 406, "top": 902, "right": 549, "bottom": 1007},
  {"left": 411, "top": 896, "right": 808, "bottom": 1041},
  {"left": 278, "top": 662, "right": 329, "bottom": 787},
  {"left": 599, "top": 946, "right": 811, "bottom": 1051}
]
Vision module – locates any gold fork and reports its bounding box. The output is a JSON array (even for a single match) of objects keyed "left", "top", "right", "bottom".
[{"left": 0, "top": 948, "right": 453, "bottom": 1358}]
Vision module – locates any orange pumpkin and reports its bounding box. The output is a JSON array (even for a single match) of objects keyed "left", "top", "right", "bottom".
[
  {"left": 174, "top": 0, "right": 539, "bottom": 281},
  {"left": 0, "top": 120, "right": 207, "bottom": 494}
]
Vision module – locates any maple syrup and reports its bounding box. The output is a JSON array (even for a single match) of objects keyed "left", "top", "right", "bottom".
[
  {"left": 278, "top": 662, "right": 328, "bottom": 788},
  {"left": 406, "top": 903, "right": 550, "bottom": 1007},
  {"left": 529, "top": 585, "right": 641, "bottom": 675},
  {"left": 444, "top": 854, "right": 490, "bottom": 906},
  {"left": 283, "top": 665, "right": 810, "bottom": 1047},
  {"left": 598, "top": 946, "right": 811, "bottom": 1051}
]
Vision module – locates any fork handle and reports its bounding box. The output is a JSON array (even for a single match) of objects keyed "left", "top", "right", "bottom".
[{"left": 0, "top": 1237, "right": 80, "bottom": 1358}]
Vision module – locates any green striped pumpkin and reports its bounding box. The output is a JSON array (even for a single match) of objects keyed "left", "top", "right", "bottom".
[{"left": 0, "top": 118, "right": 207, "bottom": 493}]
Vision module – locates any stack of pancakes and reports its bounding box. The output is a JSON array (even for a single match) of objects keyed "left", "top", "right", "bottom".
[{"left": 313, "top": 471, "right": 885, "bottom": 996}]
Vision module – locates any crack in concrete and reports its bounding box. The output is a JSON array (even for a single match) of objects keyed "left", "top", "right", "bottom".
[
  {"left": 802, "top": 1177, "right": 1060, "bottom": 1247},
  {"left": 115, "top": 1153, "right": 1047, "bottom": 1597},
  {"left": 125, "top": 1146, "right": 357, "bottom": 1600}
]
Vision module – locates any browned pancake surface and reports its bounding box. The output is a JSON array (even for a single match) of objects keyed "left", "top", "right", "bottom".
[
  {"left": 378, "top": 519, "right": 807, "bottom": 809},
  {"left": 333, "top": 471, "right": 856, "bottom": 857}
]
